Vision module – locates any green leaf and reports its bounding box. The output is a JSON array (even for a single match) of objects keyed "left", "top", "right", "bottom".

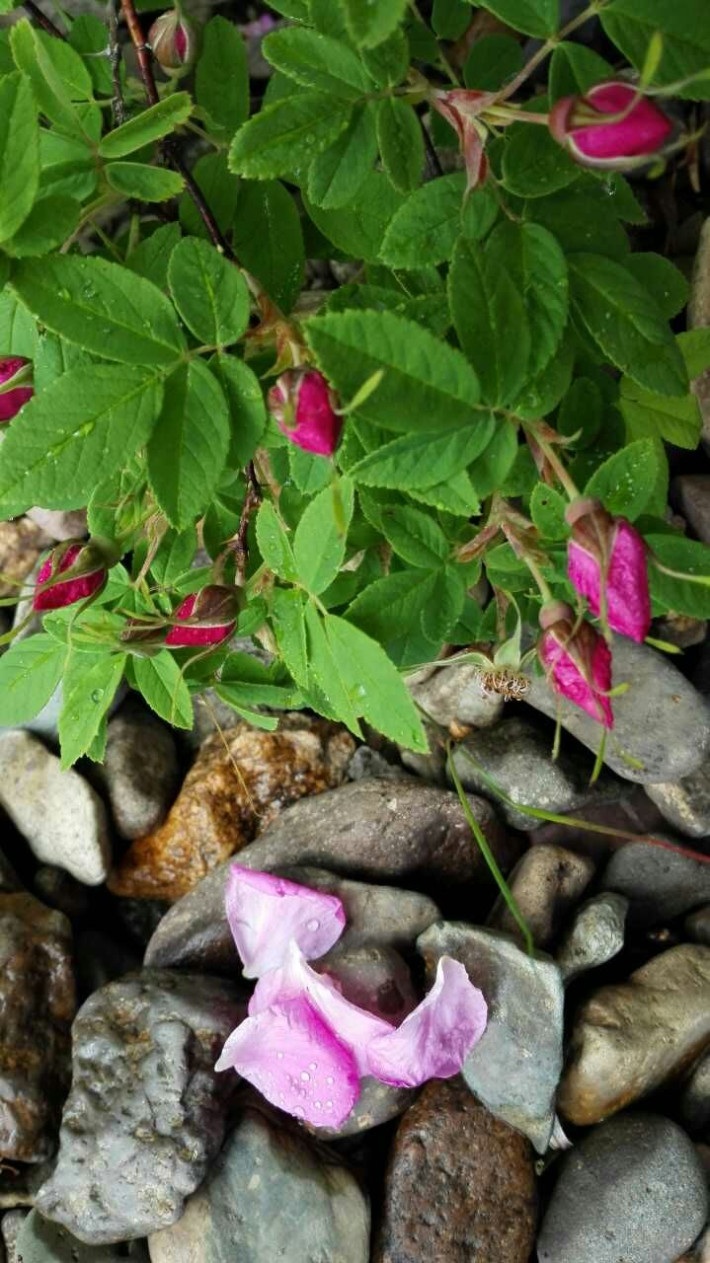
[
  {"left": 11, "top": 21, "right": 96, "bottom": 139},
  {"left": 376, "top": 98, "right": 424, "bottom": 194},
  {"left": 98, "top": 93, "right": 193, "bottom": 159},
  {"left": 12, "top": 254, "right": 185, "bottom": 365},
  {"left": 294, "top": 476, "right": 354, "bottom": 594},
  {"left": 351, "top": 422, "right": 495, "bottom": 489},
  {"left": 601, "top": 0, "right": 710, "bottom": 99},
  {"left": 362, "top": 29, "right": 409, "bottom": 87},
  {"left": 327, "top": 283, "right": 450, "bottom": 338},
  {"left": 421, "top": 565, "right": 466, "bottom": 641},
  {"left": 196, "top": 16, "right": 249, "bottom": 138},
  {"left": 0, "top": 633, "right": 65, "bottom": 726},
  {"left": 148, "top": 527, "right": 197, "bottom": 587},
  {"left": 464, "top": 33, "right": 524, "bottom": 90},
  {"left": 126, "top": 223, "right": 182, "bottom": 288},
  {"left": 0, "top": 72, "right": 39, "bottom": 244},
  {"left": 381, "top": 504, "right": 448, "bottom": 567},
  {"left": 503, "top": 122, "right": 579, "bottom": 197},
  {"left": 229, "top": 92, "right": 352, "bottom": 180},
  {"left": 147, "top": 360, "right": 230, "bottom": 530},
  {"left": 268, "top": 0, "right": 309, "bottom": 18},
  {"left": 3, "top": 194, "right": 79, "bottom": 258},
  {"left": 530, "top": 482, "right": 569, "bottom": 540},
  {"left": 408, "top": 470, "right": 480, "bottom": 517},
  {"left": 449, "top": 234, "right": 530, "bottom": 407},
  {"left": 304, "top": 602, "right": 363, "bottom": 737},
  {"left": 433, "top": 0, "right": 471, "bottom": 38},
  {"left": 58, "top": 651, "right": 126, "bottom": 769},
  {"left": 486, "top": 220, "right": 568, "bottom": 379},
  {"left": 271, "top": 587, "right": 308, "bottom": 687},
  {"left": 68, "top": 14, "right": 113, "bottom": 96},
  {"left": 288, "top": 445, "right": 332, "bottom": 494},
  {"left": 568, "top": 253, "right": 688, "bottom": 397},
  {"left": 624, "top": 253, "right": 689, "bottom": 320},
  {"left": 549, "top": 42, "right": 613, "bottom": 101},
  {"left": 0, "top": 365, "right": 161, "bottom": 514},
  {"left": 523, "top": 184, "right": 630, "bottom": 261},
  {"left": 618, "top": 376, "right": 702, "bottom": 450},
  {"left": 476, "top": 0, "right": 559, "bottom": 37},
  {"left": 304, "top": 169, "right": 404, "bottom": 262},
  {"left": 263, "top": 26, "right": 373, "bottom": 98},
  {"left": 646, "top": 534, "right": 710, "bottom": 617},
  {"left": 211, "top": 355, "right": 267, "bottom": 468},
  {"left": 132, "top": 650, "right": 194, "bottom": 728},
  {"left": 558, "top": 376, "right": 603, "bottom": 448},
  {"left": 584, "top": 437, "right": 660, "bottom": 520},
  {"left": 338, "top": 0, "right": 409, "bottom": 49},
  {"left": 347, "top": 568, "right": 439, "bottom": 665},
  {"left": 178, "top": 151, "right": 239, "bottom": 242},
  {"left": 168, "top": 238, "right": 249, "bottom": 348},
  {"left": 379, "top": 173, "right": 496, "bottom": 268},
  {"left": 105, "top": 162, "right": 185, "bottom": 203},
  {"left": 307, "top": 308, "right": 483, "bottom": 433},
  {"left": 232, "top": 180, "right": 304, "bottom": 312},
  {"left": 256, "top": 501, "right": 298, "bottom": 581},
  {"left": 308, "top": 104, "right": 379, "bottom": 209}
]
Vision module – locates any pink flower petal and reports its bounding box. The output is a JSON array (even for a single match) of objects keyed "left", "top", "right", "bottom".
[
  {"left": 574, "top": 82, "right": 673, "bottom": 162},
  {"left": 366, "top": 957, "right": 488, "bottom": 1088},
  {"left": 606, "top": 520, "right": 651, "bottom": 643},
  {"left": 225, "top": 865, "right": 346, "bottom": 979},
  {"left": 568, "top": 539, "right": 602, "bottom": 614},
  {"left": 540, "top": 629, "right": 614, "bottom": 728},
  {"left": 215, "top": 994, "right": 360, "bottom": 1128},
  {"left": 250, "top": 941, "right": 394, "bottom": 1075}
]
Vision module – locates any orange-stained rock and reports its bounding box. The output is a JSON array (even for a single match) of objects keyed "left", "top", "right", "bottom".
[
  {"left": 0, "top": 517, "right": 52, "bottom": 599},
  {"left": 108, "top": 717, "right": 355, "bottom": 901}
]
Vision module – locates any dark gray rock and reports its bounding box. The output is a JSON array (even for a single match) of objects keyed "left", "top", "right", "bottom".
[
  {"left": 0, "top": 1162, "right": 55, "bottom": 1211},
  {"left": 2, "top": 1209, "right": 26, "bottom": 1263},
  {"left": 556, "top": 893, "right": 628, "bottom": 983},
  {"left": 16, "top": 1211, "right": 149, "bottom": 1262},
  {"left": 679, "top": 1047, "right": 710, "bottom": 1133},
  {"left": 645, "top": 762, "right": 710, "bottom": 839},
  {"left": 686, "top": 904, "right": 710, "bottom": 946},
  {"left": 408, "top": 662, "right": 504, "bottom": 729},
  {"left": 99, "top": 703, "right": 180, "bottom": 840},
  {"left": 73, "top": 931, "right": 141, "bottom": 997},
  {"left": 148, "top": 1108, "right": 370, "bottom": 1263},
  {"left": 672, "top": 476, "right": 710, "bottom": 546},
  {"left": 346, "top": 746, "right": 407, "bottom": 781},
  {"left": 33, "top": 868, "right": 90, "bottom": 920},
  {"left": 537, "top": 1113, "right": 709, "bottom": 1263},
  {"left": 525, "top": 634, "right": 710, "bottom": 783},
  {"left": 602, "top": 840, "right": 710, "bottom": 926},
  {"left": 418, "top": 922, "right": 564, "bottom": 1153},
  {"left": 487, "top": 844, "right": 595, "bottom": 949},
  {"left": 0, "top": 848, "right": 21, "bottom": 895},
  {"left": 36, "top": 971, "right": 245, "bottom": 1244}
]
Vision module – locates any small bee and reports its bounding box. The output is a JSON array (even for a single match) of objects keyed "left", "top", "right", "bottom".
[{"left": 474, "top": 665, "right": 530, "bottom": 701}]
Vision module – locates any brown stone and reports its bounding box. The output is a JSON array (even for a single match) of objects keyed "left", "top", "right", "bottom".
[
  {"left": 488, "top": 844, "right": 595, "bottom": 950},
  {"left": 0, "top": 892, "right": 76, "bottom": 1162},
  {"left": 108, "top": 717, "right": 354, "bottom": 901},
  {"left": 374, "top": 1077, "right": 537, "bottom": 1263},
  {"left": 558, "top": 943, "right": 710, "bottom": 1127},
  {"left": 0, "top": 518, "right": 52, "bottom": 600}
]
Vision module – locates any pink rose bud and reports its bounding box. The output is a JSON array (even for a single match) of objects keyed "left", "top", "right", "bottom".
[
  {"left": 549, "top": 81, "right": 673, "bottom": 169},
  {"left": 0, "top": 356, "right": 33, "bottom": 423},
  {"left": 33, "top": 541, "right": 107, "bottom": 612},
  {"left": 538, "top": 601, "right": 614, "bottom": 729},
  {"left": 432, "top": 89, "right": 491, "bottom": 194},
  {"left": 268, "top": 369, "right": 342, "bottom": 457},
  {"left": 148, "top": 9, "right": 197, "bottom": 71},
  {"left": 165, "top": 584, "right": 242, "bottom": 647},
  {"left": 566, "top": 497, "right": 651, "bottom": 644}
]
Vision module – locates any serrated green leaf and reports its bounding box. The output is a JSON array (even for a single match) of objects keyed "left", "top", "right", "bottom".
[
  {"left": 148, "top": 527, "right": 197, "bottom": 587},
  {"left": 308, "top": 103, "right": 379, "bottom": 209},
  {"left": 362, "top": 28, "right": 409, "bottom": 86},
  {"left": 549, "top": 41, "right": 613, "bottom": 101},
  {"left": 464, "top": 33, "right": 524, "bottom": 90},
  {"left": 327, "top": 283, "right": 450, "bottom": 338},
  {"left": 347, "top": 568, "right": 439, "bottom": 665},
  {"left": 523, "top": 183, "right": 630, "bottom": 261},
  {"left": 503, "top": 121, "right": 579, "bottom": 197},
  {"left": 624, "top": 253, "right": 689, "bottom": 320},
  {"left": 196, "top": 16, "right": 249, "bottom": 138},
  {"left": 584, "top": 437, "right": 660, "bottom": 520},
  {"left": 3, "top": 193, "right": 79, "bottom": 258},
  {"left": 232, "top": 180, "right": 304, "bottom": 313},
  {"left": 408, "top": 470, "right": 480, "bottom": 517},
  {"left": 618, "top": 377, "right": 702, "bottom": 449},
  {"left": 256, "top": 500, "right": 298, "bottom": 581},
  {"left": 294, "top": 476, "right": 354, "bottom": 594},
  {"left": 558, "top": 376, "right": 603, "bottom": 448},
  {"left": 147, "top": 360, "right": 230, "bottom": 529},
  {"left": 271, "top": 587, "right": 308, "bottom": 687},
  {"left": 601, "top": 0, "right": 710, "bottom": 100},
  {"left": 264, "top": 26, "right": 373, "bottom": 98},
  {"left": 178, "top": 151, "right": 239, "bottom": 242},
  {"left": 487, "top": 220, "right": 568, "bottom": 380},
  {"left": 467, "top": 421, "right": 519, "bottom": 498},
  {"left": 168, "top": 238, "right": 249, "bottom": 348},
  {"left": 68, "top": 14, "right": 113, "bottom": 96},
  {"left": 379, "top": 173, "right": 497, "bottom": 268},
  {"left": 381, "top": 504, "right": 448, "bottom": 567},
  {"left": 421, "top": 565, "right": 466, "bottom": 641},
  {"left": 646, "top": 533, "right": 710, "bottom": 617},
  {"left": 530, "top": 482, "right": 569, "bottom": 539},
  {"left": 288, "top": 445, "right": 332, "bottom": 494},
  {"left": 476, "top": 0, "right": 559, "bottom": 37},
  {"left": 11, "top": 21, "right": 97, "bottom": 139},
  {"left": 338, "top": 0, "right": 409, "bottom": 49},
  {"left": 0, "top": 72, "right": 39, "bottom": 244},
  {"left": 304, "top": 602, "right": 363, "bottom": 737},
  {"left": 99, "top": 93, "right": 192, "bottom": 159},
  {"left": 351, "top": 422, "right": 495, "bottom": 490},
  {"left": 323, "top": 611, "right": 428, "bottom": 749},
  {"left": 210, "top": 354, "right": 267, "bottom": 468},
  {"left": 105, "top": 162, "right": 185, "bottom": 203},
  {"left": 305, "top": 169, "right": 404, "bottom": 262},
  {"left": 58, "top": 651, "right": 126, "bottom": 769},
  {"left": 229, "top": 91, "right": 352, "bottom": 180},
  {"left": 126, "top": 223, "right": 182, "bottom": 288},
  {"left": 133, "top": 650, "right": 194, "bottom": 728},
  {"left": 377, "top": 97, "right": 424, "bottom": 194},
  {"left": 449, "top": 234, "right": 531, "bottom": 407},
  {"left": 0, "top": 633, "right": 65, "bottom": 726}
]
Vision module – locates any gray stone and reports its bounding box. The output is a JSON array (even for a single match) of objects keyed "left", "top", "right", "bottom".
[
  {"left": 99, "top": 703, "right": 180, "bottom": 840},
  {"left": 602, "top": 840, "right": 710, "bottom": 926},
  {"left": 33, "top": 868, "right": 90, "bottom": 920},
  {"left": 686, "top": 904, "right": 710, "bottom": 946},
  {"left": 0, "top": 732, "right": 111, "bottom": 885},
  {"left": 689, "top": 217, "right": 710, "bottom": 450},
  {"left": 672, "top": 476, "right": 710, "bottom": 546},
  {"left": 36, "top": 971, "right": 245, "bottom": 1244},
  {"left": 556, "top": 893, "right": 628, "bottom": 982},
  {"left": 488, "top": 844, "right": 596, "bottom": 949},
  {"left": 25, "top": 509, "right": 87, "bottom": 542},
  {"left": 537, "top": 1113, "right": 709, "bottom": 1263},
  {"left": 0, "top": 849, "right": 21, "bottom": 894},
  {"left": 408, "top": 662, "right": 504, "bottom": 729},
  {"left": 652, "top": 612, "right": 708, "bottom": 650},
  {"left": 74, "top": 932, "right": 141, "bottom": 997},
  {"left": 0, "top": 1163, "right": 55, "bottom": 1211},
  {"left": 418, "top": 922, "right": 564, "bottom": 1152},
  {"left": 679, "top": 1047, "right": 710, "bottom": 1133},
  {"left": 2, "top": 1210, "right": 26, "bottom": 1263},
  {"left": 346, "top": 746, "right": 407, "bottom": 781},
  {"left": 16, "top": 1211, "right": 149, "bottom": 1262},
  {"left": 645, "top": 762, "right": 710, "bottom": 839},
  {"left": 525, "top": 634, "right": 710, "bottom": 783},
  {"left": 148, "top": 1108, "right": 370, "bottom": 1263},
  {"left": 144, "top": 862, "right": 442, "bottom": 975}
]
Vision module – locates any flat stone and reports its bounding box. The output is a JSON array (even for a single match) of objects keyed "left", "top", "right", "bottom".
[
  {"left": 652, "top": 612, "right": 708, "bottom": 650},
  {"left": 108, "top": 718, "right": 354, "bottom": 901},
  {"left": 0, "top": 732, "right": 111, "bottom": 885},
  {"left": 148, "top": 1107, "right": 370, "bottom": 1263},
  {"left": 16, "top": 1211, "right": 149, "bottom": 1262},
  {"left": 673, "top": 476, "right": 710, "bottom": 546},
  {"left": 488, "top": 844, "right": 595, "bottom": 949},
  {"left": 374, "top": 1077, "right": 537, "bottom": 1263},
  {"left": 0, "top": 1162, "right": 55, "bottom": 1211},
  {"left": 0, "top": 518, "right": 52, "bottom": 600},
  {"left": 524, "top": 634, "right": 710, "bottom": 783},
  {"left": 36, "top": 970, "right": 245, "bottom": 1244},
  {"left": 556, "top": 893, "right": 628, "bottom": 983},
  {"left": 33, "top": 868, "right": 90, "bottom": 920},
  {"left": 1, "top": 1209, "right": 26, "bottom": 1263},
  {"left": 558, "top": 944, "right": 710, "bottom": 1126},
  {"left": 679, "top": 1047, "right": 710, "bottom": 1133},
  {"left": 418, "top": 922, "right": 564, "bottom": 1152},
  {"left": 602, "top": 841, "right": 710, "bottom": 926},
  {"left": 645, "top": 762, "right": 710, "bottom": 839},
  {"left": 690, "top": 217, "right": 710, "bottom": 449},
  {"left": 25, "top": 509, "right": 87, "bottom": 542},
  {"left": 408, "top": 662, "right": 504, "bottom": 729},
  {"left": 99, "top": 703, "right": 180, "bottom": 840},
  {"left": 0, "top": 893, "right": 75, "bottom": 1163},
  {"left": 686, "top": 904, "right": 710, "bottom": 945},
  {"left": 144, "top": 862, "right": 442, "bottom": 975},
  {"left": 537, "top": 1113, "right": 709, "bottom": 1263},
  {"left": 346, "top": 746, "right": 408, "bottom": 781}
]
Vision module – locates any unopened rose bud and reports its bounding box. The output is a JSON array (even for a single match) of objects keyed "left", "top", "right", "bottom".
[
  {"left": 0, "top": 356, "right": 33, "bottom": 423},
  {"left": 148, "top": 9, "right": 197, "bottom": 72},
  {"left": 566, "top": 497, "right": 651, "bottom": 644},
  {"left": 538, "top": 600, "right": 614, "bottom": 728},
  {"left": 165, "top": 584, "right": 242, "bottom": 647},
  {"left": 33, "top": 541, "right": 107, "bottom": 612},
  {"left": 549, "top": 81, "right": 673, "bottom": 169},
  {"left": 267, "top": 368, "right": 342, "bottom": 457}
]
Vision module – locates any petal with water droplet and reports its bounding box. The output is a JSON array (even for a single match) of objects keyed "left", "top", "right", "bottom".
[{"left": 225, "top": 864, "right": 346, "bottom": 979}]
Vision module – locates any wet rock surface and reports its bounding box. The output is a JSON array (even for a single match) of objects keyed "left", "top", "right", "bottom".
[
  {"left": 408, "top": 662, "right": 504, "bottom": 730},
  {"left": 645, "top": 762, "right": 710, "bottom": 838},
  {"left": 99, "top": 703, "right": 180, "bottom": 841},
  {"left": 602, "top": 841, "right": 710, "bottom": 925},
  {"left": 487, "top": 844, "right": 595, "bottom": 949},
  {"left": 0, "top": 518, "right": 51, "bottom": 601},
  {"left": 16, "top": 1211, "right": 149, "bottom": 1262},
  {"left": 556, "top": 893, "right": 628, "bottom": 982}
]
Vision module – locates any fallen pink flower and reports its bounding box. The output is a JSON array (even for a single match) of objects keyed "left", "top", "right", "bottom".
[
  {"left": 550, "top": 81, "right": 673, "bottom": 169},
  {"left": 267, "top": 368, "right": 342, "bottom": 456},
  {"left": 33, "top": 542, "right": 107, "bottom": 612},
  {"left": 538, "top": 601, "right": 614, "bottom": 728},
  {"left": 225, "top": 865, "right": 346, "bottom": 979},
  {"left": 566, "top": 498, "right": 651, "bottom": 644},
  {"left": 0, "top": 356, "right": 33, "bottom": 423},
  {"left": 165, "top": 584, "right": 241, "bottom": 647}
]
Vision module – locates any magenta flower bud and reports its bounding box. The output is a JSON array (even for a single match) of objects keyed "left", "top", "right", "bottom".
[
  {"left": 148, "top": 9, "right": 197, "bottom": 71},
  {"left": 0, "top": 356, "right": 33, "bottom": 423},
  {"left": 549, "top": 81, "right": 673, "bottom": 169},
  {"left": 33, "top": 541, "right": 107, "bottom": 612},
  {"left": 566, "top": 498, "right": 651, "bottom": 644},
  {"left": 267, "top": 369, "right": 342, "bottom": 457},
  {"left": 539, "top": 601, "right": 614, "bottom": 729},
  {"left": 165, "top": 584, "right": 242, "bottom": 647}
]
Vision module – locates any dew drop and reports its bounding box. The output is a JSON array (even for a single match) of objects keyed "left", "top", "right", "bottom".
[
  {"left": 300, "top": 1071, "right": 310, "bottom": 1082},
  {"left": 277, "top": 1052, "right": 284, "bottom": 1060},
  {"left": 314, "top": 1100, "right": 322, "bottom": 1110},
  {"left": 326, "top": 1076, "right": 334, "bottom": 1086},
  {"left": 308, "top": 1062, "right": 317, "bottom": 1071},
  {"left": 306, "top": 918, "right": 320, "bottom": 933},
  {"left": 90, "top": 689, "right": 103, "bottom": 703},
  {"left": 293, "top": 1105, "right": 305, "bottom": 1118},
  {"left": 325, "top": 1100, "right": 333, "bottom": 1112}
]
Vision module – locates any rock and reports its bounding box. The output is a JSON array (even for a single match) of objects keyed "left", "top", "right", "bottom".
[
  {"left": 25, "top": 508, "right": 87, "bottom": 542},
  {"left": 36, "top": 971, "right": 245, "bottom": 1244},
  {"left": 679, "top": 1047, "right": 710, "bottom": 1133},
  {"left": 399, "top": 719, "right": 446, "bottom": 783},
  {"left": 418, "top": 922, "right": 564, "bottom": 1152},
  {"left": 488, "top": 844, "right": 595, "bottom": 949},
  {"left": 645, "top": 764, "right": 710, "bottom": 839},
  {"left": 676, "top": 1226, "right": 710, "bottom": 1263},
  {"left": 0, "top": 1163, "right": 55, "bottom": 1211},
  {"left": 0, "top": 848, "right": 21, "bottom": 894},
  {"left": 374, "top": 1077, "right": 537, "bottom": 1263},
  {"left": 0, "top": 518, "right": 52, "bottom": 600},
  {"left": 689, "top": 218, "right": 710, "bottom": 449},
  {"left": 602, "top": 840, "right": 710, "bottom": 926},
  {"left": 16, "top": 1211, "right": 149, "bottom": 1262},
  {"left": 73, "top": 931, "right": 141, "bottom": 997},
  {"left": 0, "top": 893, "right": 75, "bottom": 1162},
  {"left": 686, "top": 905, "right": 710, "bottom": 946},
  {"left": 148, "top": 1107, "right": 370, "bottom": 1263},
  {"left": 108, "top": 718, "right": 354, "bottom": 901},
  {"left": 408, "top": 662, "right": 504, "bottom": 729},
  {"left": 537, "top": 1113, "right": 709, "bottom": 1263},
  {"left": 558, "top": 944, "right": 710, "bottom": 1125},
  {"left": 99, "top": 703, "right": 180, "bottom": 840},
  {"left": 144, "top": 862, "right": 441, "bottom": 975},
  {"left": 111, "top": 898, "right": 168, "bottom": 950},
  {"left": 2, "top": 1210, "right": 27, "bottom": 1263},
  {"left": 653, "top": 612, "right": 708, "bottom": 651},
  {"left": 0, "top": 732, "right": 111, "bottom": 886},
  {"left": 556, "top": 893, "right": 628, "bottom": 982},
  {"left": 346, "top": 746, "right": 407, "bottom": 781},
  {"left": 673, "top": 477, "right": 710, "bottom": 546},
  {"left": 33, "top": 868, "right": 90, "bottom": 920},
  {"left": 524, "top": 634, "right": 710, "bottom": 783}
]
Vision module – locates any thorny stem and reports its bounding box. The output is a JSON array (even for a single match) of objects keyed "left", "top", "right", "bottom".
[
  {"left": 233, "top": 461, "right": 262, "bottom": 585},
  {"left": 496, "top": 1, "right": 606, "bottom": 104},
  {"left": 108, "top": 0, "right": 126, "bottom": 128},
  {"left": 22, "top": 0, "right": 64, "bottom": 39}
]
